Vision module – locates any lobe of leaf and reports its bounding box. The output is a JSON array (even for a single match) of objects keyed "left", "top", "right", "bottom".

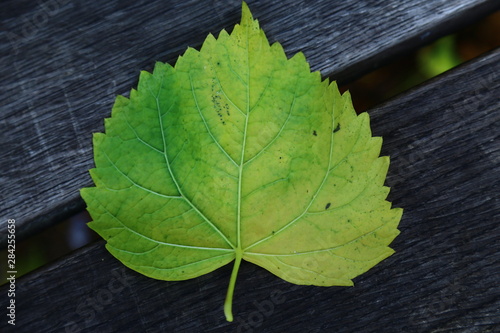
[{"left": 81, "top": 2, "right": 402, "bottom": 322}]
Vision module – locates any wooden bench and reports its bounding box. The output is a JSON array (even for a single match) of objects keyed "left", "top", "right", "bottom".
[{"left": 1, "top": 0, "right": 499, "bottom": 331}]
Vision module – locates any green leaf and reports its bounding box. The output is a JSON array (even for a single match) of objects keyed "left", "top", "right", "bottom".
[{"left": 81, "top": 2, "right": 402, "bottom": 321}]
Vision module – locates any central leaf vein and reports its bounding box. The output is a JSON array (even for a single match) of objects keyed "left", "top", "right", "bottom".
[{"left": 237, "top": 28, "right": 251, "bottom": 250}]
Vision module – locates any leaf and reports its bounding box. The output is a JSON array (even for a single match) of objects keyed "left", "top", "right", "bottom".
[{"left": 81, "top": 2, "right": 402, "bottom": 322}]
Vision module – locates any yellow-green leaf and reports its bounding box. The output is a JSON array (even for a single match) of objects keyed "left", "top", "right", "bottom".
[{"left": 81, "top": 2, "right": 402, "bottom": 322}]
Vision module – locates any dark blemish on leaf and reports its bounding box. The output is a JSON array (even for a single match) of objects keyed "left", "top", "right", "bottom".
[
  {"left": 325, "top": 203, "right": 331, "bottom": 210},
  {"left": 272, "top": 230, "right": 275, "bottom": 235},
  {"left": 211, "top": 90, "right": 229, "bottom": 124},
  {"left": 313, "top": 130, "right": 317, "bottom": 136},
  {"left": 217, "top": 61, "right": 220, "bottom": 66},
  {"left": 333, "top": 124, "right": 341, "bottom": 133},
  {"left": 279, "top": 156, "right": 282, "bottom": 159},
  {"left": 347, "top": 219, "right": 352, "bottom": 223}
]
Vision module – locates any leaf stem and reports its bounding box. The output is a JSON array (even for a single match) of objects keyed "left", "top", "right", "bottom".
[{"left": 224, "top": 248, "right": 243, "bottom": 322}]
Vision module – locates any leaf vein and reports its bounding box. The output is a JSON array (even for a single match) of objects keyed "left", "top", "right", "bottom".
[
  {"left": 246, "top": 220, "right": 389, "bottom": 259},
  {"left": 244, "top": 95, "right": 295, "bottom": 166},
  {"left": 149, "top": 70, "right": 236, "bottom": 249},
  {"left": 102, "top": 210, "right": 233, "bottom": 252},
  {"left": 103, "top": 151, "right": 182, "bottom": 199},
  {"left": 210, "top": 63, "right": 246, "bottom": 117},
  {"left": 188, "top": 73, "right": 239, "bottom": 167},
  {"left": 244, "top": 87, "right": 335, "bottom": 251},
  {"left": 129, "top": 252, "right": 235, "bottom": 272}
]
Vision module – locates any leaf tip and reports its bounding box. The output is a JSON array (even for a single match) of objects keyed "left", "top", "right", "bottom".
[
  {"left": 329, "top": 80, "right": 339, "bottom": 91},
  {"left": 79, "top": 187, "right": 89, "bottom": 200},
  {"left": 241, "top": 1, "right": 253, "bottom": 26},
  {"left": 341, "top": 89, "right": 352, "bottom": 100},
  {"left": 392, "top": 207, "right": 404, "bottom": 220}
]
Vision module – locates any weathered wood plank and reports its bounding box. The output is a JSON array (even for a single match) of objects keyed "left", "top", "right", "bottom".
[
  {"left": 1, "top": 0, "right": 499, "bottom": 246},
  {"left": 1, "top": 48, "right": 498, "bottom": 333}
]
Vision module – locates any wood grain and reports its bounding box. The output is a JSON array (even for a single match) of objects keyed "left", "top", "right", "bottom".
[
  {"left": 1, "top": 48, "right": 498, "bottom": 333},
  {"left": 1, "top": 0, "right": 499, "bottom": 246}
]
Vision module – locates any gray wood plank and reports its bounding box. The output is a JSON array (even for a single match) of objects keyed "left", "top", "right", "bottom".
[
  {"left": 1, "top": 0, "right": 499, "bottom": 246},
  {"left": 1, "top": 47, "right": 498, "bottom": 333}
]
